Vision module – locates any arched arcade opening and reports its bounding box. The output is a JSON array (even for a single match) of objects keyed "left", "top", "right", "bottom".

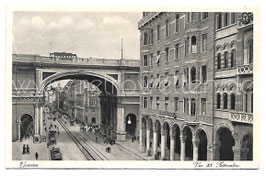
[
  {"left": 19, "top": 114, "right": 34, "bottom": 140},
  {"left": 125, "top": 113, "right": 137, "bottom": 137},
  {"left": 217, "top": 127, "right": 235, "bottom": 160}
]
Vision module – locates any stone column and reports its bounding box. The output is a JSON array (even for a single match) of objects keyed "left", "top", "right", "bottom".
[
  {"left": 213, "top": 141, "right": 221, "bottom": 160},
  {"left": 161, "top": 130, "right": 166, "bottom": 160},
  {"left": 233, "top": 146, "right": 241, "bottom": 161},
  {"left": 170, "top": 133, "right": 176, "bottom": 160},
  {"left": 34, "top": 105, "right": 39, "bottom": 135},
  {"left": 236, "top": 90, "right": 243, "bottom": 111},
  {"left": 17, "top": 122, "right": 21, "bottom": 141},
  {"left": 188, "top": 99, "right": 191, "bottom": 115},
  {"left": 153, "top": 127, "right": 158, "bottom": 157},
  {"left": 180, "top": 134, "right": 187, "bottom": 161},
  {"left": 146, "top": 128, "right": 151, "bottom": 154},
  {"left": 188, "top": 67, "right": 191, "bottom": 84},
  {"left": 192, "top": 137, "right": 200, "bottom": 161},
  {"left": 139, "top": 127, "right": 144, "bottom": 152},
  {"left": 116, "top": 104, "right": 126, "bottom": 141},
  {"left": 39, "top": 105, "right": 44, "bottom": 136}
]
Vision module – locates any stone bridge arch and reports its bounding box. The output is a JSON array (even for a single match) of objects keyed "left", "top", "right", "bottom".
[{"left": 40, "top": 70, "right": 120, "bottom": 95}]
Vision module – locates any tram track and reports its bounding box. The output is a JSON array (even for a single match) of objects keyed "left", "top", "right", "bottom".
[
  {"left": 115, "top": 143, "right": 146, "bottom": 160},
  {"left": 58, "top": 119, "right": 109, "bottom": 161}
]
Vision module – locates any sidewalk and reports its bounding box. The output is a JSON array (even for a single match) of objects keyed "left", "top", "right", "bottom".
[{"left": 12, "top": 136, "right": 49, "bottom": 160}]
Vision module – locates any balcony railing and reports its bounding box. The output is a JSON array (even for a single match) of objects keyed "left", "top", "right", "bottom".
[
  {"left": 236, "top": 64, "right": 253, "bottom": 75},
  {"left": 142, "top": 109, "right": 213, "bottom": 125},
  {"left": 229, "top": 111, "right": 253, "bottom": 124}
]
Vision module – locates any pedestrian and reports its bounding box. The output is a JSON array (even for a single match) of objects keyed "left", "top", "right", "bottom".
[
  {"left": 22, "top": 144, "right": 26, "bottom": 155},
  {"left": 57, "top": 131, "right": 59, "bottom": 135},
  {"left": 132, "top": 136, "right": 134, "bottom": 143},
  {"left": 26, "top": 144, "right": 30, "bottom": 154},
  {"left": 95, "top": 137, "right": 97, "bottom": 142},
  {"left": 35, "top": 152, "right": 39, "bottom": 160}
]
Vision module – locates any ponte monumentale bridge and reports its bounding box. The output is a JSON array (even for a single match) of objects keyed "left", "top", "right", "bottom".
[{"left": 12, "top": 54, "right": 140, "bottom": 143}]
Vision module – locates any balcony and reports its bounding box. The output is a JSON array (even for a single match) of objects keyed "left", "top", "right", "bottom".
[
  {"left": 229, "top": 111, "right": 253, "bottom": 124},
  {"left": 236, "top": 64, "right": 253, "bottom": 75}
]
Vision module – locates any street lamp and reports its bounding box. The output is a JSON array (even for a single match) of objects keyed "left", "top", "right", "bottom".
[{"left": 127, "top": 116, "right": 132, "bottom": 125}]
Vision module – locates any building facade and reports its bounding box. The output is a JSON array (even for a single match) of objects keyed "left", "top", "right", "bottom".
[
  {"left": 61, "top": 80, "right": 102, "bottom": 125},
  {"left": 213, "top": 12, "right": 253, "bottom": 161},
  {"left": 138, "top": 12, "right": 253, "bottom": 161}
]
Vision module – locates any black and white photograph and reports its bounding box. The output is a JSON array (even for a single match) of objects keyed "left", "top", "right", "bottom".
[{"left": 4, "top": 5, "right": 260, "bottom": 170}]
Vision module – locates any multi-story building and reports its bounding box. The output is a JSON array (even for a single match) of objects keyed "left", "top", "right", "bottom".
[
  {"left": 138, "top": 12, "right": 253, "bottom": 161},
  {"left": 213, "top": 12, "right": 253, "bottom": 161},
  {"left": 62, "top": 80, "right": 101, "bottom": 125}
]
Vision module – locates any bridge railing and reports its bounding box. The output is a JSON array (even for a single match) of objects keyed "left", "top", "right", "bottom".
[{"left": 13, "top": 54, "right": 140, "bottom": 67}]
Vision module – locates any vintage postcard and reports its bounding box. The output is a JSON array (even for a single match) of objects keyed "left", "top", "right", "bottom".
[{"left": 5, "top": 6, "right": 260, "bottom": 169}]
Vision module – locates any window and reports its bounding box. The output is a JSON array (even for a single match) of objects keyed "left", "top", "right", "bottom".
[
  {"left": 92, "top": 99, "right": 96, "bottom": 106},
  {"left": 191, "top": 36, "right": 197, "bottom": 53},
  {"left": 186, "top": 12, "right": 190, "bottom": 23},
  {"left": 223, "top": 93, "right": 228, "bottom": 109},
  {"left": 217, "top": 93, "right": 221, "bottom": 109},
  {"left": 174, "top": 97, "right": 179, "bottom": 112},
  {"left": 165, "top": 20, "right": 169, "bottom": 37},
  {"left": 202, "top": 12, "right": 208, "bottom": 20},
  {"left": 231, "top": 13, "right": 236, "bottom": 24},
  {"left": 150, "top": 97, "right": 153, "bottom": 109},
  {"left": 144, "top": 97, "right": 148, "bottom": 108},
  {"left": 217, "top": 53, "right": 221, "bottom": 69},
  {"left": 202, "top": 34, "right": 207, "bottom": 52},
  {"left": 175, "top": 44, "right": 179, "bottom": 60},
  {"left": 191, "top": 98, "right": 196, "bottom": 116},
  {"left": 150, "top": 29, "right": 154, "bottom": 44},
  {"left": 176, "top": 14, "right": 180, "bottom": 32},
  {"left": 185, "top": 37, "right": 190, "bottom": 56},
  {"left": 143, "top": 76, "right": 148, "bottom": 88},
  {"left": 175, "top": 70, "right": 180, "bottom": 86},
  {"left": 202, "top": 65, "right": 207, "bottom": 83},
  {"left": 91, "top": 117, "right": 96, "bottom": 124},
  {"left": 184, "top": 98, "right": 189, "bottom": 114},
  {"left": 224, "top": 51, "right": 228, "bottom": 68},
  {"left": 248, "top": 39, "right": 253, "bottom": 63},
  {"left": 150, "top": 75, "right": 154, "bottom": 88},
  {"left": 157, "top": 24, "right": 160, "bottom": 41},
  {"left": 165, "top": 48, "right": 169, "bottom": 63},
  {"left": 156, "top": 97, "right": 160, "bottom": 110},
  {"left": 143, "top": 55, "right": 148, "bottom": 66},
  {"left": 224, "top": 13, "right": 229, "bottom": 27},
  {"left": 143, "top": 32, "right": 148, "bottom": 45},
  {"left": 191, "top": 67, "right": 196, "bottom": 83},
  {"left": 191, "top": 12, "right": 196, "bottom": 22},
  {"left": 164, "top": 72, "right": 169, "bottom": 87},
  {"left": 217, "top": 13, "right": 222, "bottom": 29},
  {"left": 156, "top": 51, "right": 160, "bottom": 64},
  {"left": 231, "top": 49, "right": 236, "bottom": 67},
  {"left": 165, "top": 97, "right": 169, "bottom": 111},
  {"left": 201, "top": 98, "right": 207, "bottom": 115},
  {"left": 156, "top": 74, "right": 160, "bottom": 88},
  {"left": 231, "top": 94, "right": 235, "bottom": 110},
  {"left": 184, "top": 68, "right": 189, "bottom": 85},
  {"left": 251, "top": 93, "right": 253, "bottom": 113},
  {"left": 150, "top": 53, "right": 153, "bottom": 66}
]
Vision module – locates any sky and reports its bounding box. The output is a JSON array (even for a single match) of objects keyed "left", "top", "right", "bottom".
[{"left": 12, "top": 11, "right": 142, "bottom": 59}]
